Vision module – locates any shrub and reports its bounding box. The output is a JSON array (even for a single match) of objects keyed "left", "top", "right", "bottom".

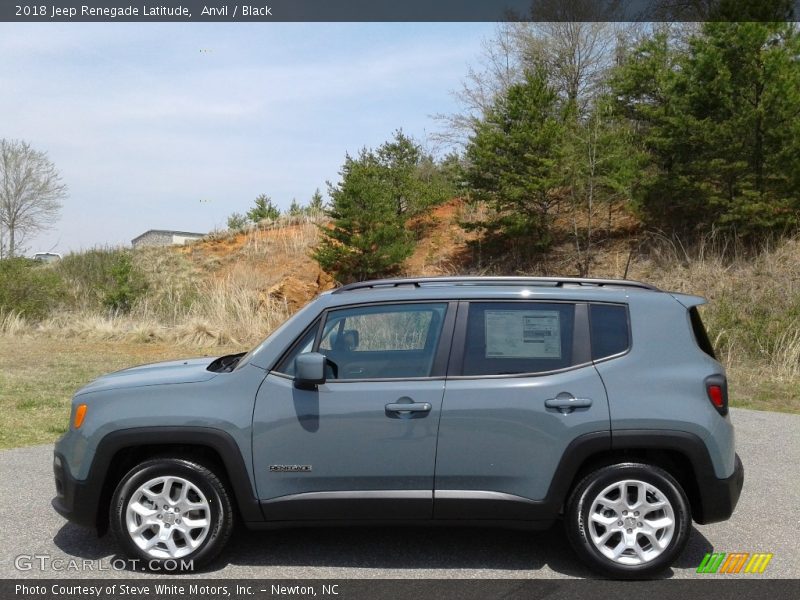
[
  {"left": 246, "top": 194, "right": 280, "bottom": 223},
  {"left": 0, "top": 258, "right": 64, "bottom": 320},
  {"left": 55, "top": 248, "right": 148, "bottom": 313},
  {"left": 227, "top": 212, "right": 248, "bottom": 231},
  {"left": 103, "top": 252, "right": 147, "bottom": 312}
]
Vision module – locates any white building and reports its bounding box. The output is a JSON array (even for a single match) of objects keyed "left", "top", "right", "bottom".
[{"left": 131, "top": 229, "right": 205, "bottom": 248}]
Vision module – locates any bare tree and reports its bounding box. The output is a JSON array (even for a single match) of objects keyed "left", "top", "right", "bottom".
[
  {"left": 0, "top": 139, "right": 66, "bottom": 258},
  {"left": 519, "top": 22, "right": 618, "bottom": 114},
  {"left": 431, "top": 23, "right": 526, "bottom": 149},
  {"left": 432, "top": 18, "right": 640, "bottom": 150}
]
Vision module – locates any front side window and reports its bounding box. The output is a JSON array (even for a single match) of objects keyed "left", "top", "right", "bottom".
[
  {"left": 462, "top": 302, "right": 575, "bottom": 376},
  {"left": 318, "top": 303, "right": 448, "bottom": 380}
]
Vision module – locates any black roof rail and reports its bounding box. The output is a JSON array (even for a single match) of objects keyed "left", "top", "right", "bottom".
[{"left": 331, "top": 276, "right": 661, "bottom": 294}]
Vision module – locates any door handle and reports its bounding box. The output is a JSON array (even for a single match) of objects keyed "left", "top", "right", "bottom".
[
  {"left": 545, "top": 392, "right": 592, "bottom": 414},
  {"left": 385, "top": 402, "right": 432, "bottom": 413},
  {"left": 385, "top": 396, "right": 432, "bottom": 419}
]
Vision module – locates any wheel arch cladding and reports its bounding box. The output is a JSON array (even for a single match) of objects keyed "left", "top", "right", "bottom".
[{"left": 92, "top": 427, "right": 263, "bottom": 533}]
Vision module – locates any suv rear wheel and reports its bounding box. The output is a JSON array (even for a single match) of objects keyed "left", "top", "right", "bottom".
[
  {"left": 110, "top": 458, "right": 234, "bottom": 570},
  {"left": 566, "top": 463, "right": 691, "bottom": 578}
]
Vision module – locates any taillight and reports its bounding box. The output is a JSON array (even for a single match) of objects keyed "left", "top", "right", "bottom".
[
  {"left": 705, "top": 375, "right": 728, "bottom": 416},
  {"left": 708, "top": 385, "right": 724, "bottom": 408}
]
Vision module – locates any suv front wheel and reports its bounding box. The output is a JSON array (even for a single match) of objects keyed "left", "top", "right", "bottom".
[
  {"left": 566, "top": 463, "right": 691, "bottom": 578},
  {"left": 110, "top": 458, "right": 234, "bottom": 570}
]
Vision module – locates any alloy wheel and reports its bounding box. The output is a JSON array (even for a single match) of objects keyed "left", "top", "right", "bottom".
[
  {"left": 586, "top": 478, "right": 676, "bottom": 566},
  {"left": 125, "top": 475, "right": 211, "bottom": 559}
]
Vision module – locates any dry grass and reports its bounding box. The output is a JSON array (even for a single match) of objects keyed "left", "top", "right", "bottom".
[
  {"left": 626, "top": 235, "right": 800, "bottom": 385},
  {"left": 17, "top": 282, "right": 292, "bottom": 348},
  {"left": 425, "top": 205, "right": 800, "bottom": 413},
  {"left": 560, "top": 233, "right": 800, "bottom": 413},
  {"left": 204, "top": 213, "right": 325, "bottom": 258},
  {"left": 0, "top": 337, "right": 242, "bottom": 449},
  {"left": 0, "top": 310, "right": 26, "bottom": 337},
  {"left": 4, "top": 217, "right": 324, "bottom": 348},
  {"left": 1, "top": 212, "right": 797, "bottom": 452},
  {"left": 0, "top": 217, "right": 327, "bottom": 448},
  {"left": 241, "top": 217, "right": 323, "bottom": 259}
]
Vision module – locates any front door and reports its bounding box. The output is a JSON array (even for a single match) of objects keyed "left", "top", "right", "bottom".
[{"left": 252, "top": 301, "right": 454, "bottom": 520}]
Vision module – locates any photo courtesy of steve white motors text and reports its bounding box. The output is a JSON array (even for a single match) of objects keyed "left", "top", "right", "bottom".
[{"left": 14, "top": 583, "right": 339, "bottom": 597}]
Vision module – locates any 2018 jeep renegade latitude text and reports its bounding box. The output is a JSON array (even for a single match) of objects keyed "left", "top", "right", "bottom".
[{"left": 52, "top": 276, "right": 744, "bottom": 578}]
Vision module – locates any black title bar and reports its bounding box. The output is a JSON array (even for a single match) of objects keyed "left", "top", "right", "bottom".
[
  {"left": 2, "top": 0, "right": 799, "bottom": 22},
  {"left": 5, "top": 579, "right": 800, "bottom": 600}
]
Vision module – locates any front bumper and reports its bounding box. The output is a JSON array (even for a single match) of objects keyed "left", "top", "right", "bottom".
[
  {"left": 52, "top": 451, "right": 101, "bottom": 531},
  {"left": 695, "top": 453, "right": 744, "bottom": 524}
]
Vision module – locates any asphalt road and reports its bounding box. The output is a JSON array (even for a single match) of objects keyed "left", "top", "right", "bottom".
[{"left": 1, "top": 408, "right": 797, "bottom": 580}]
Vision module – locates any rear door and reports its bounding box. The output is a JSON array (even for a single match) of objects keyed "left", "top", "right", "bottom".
[{"left": 434, "top": 300, "right": 610, "bottom": 518}]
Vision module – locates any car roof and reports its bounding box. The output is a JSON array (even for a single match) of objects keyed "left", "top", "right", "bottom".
[{"left": 315, "top": 276, "right": 684, "bottom": 308}]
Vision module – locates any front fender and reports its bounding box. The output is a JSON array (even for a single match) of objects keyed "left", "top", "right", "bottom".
[{"left": 53, "top": 426, "right": 264, "bottom": 533}]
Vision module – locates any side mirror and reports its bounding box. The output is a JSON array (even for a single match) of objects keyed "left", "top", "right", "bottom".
[{"left": 294, "top": 352, "right": 326, "bottom": 389}]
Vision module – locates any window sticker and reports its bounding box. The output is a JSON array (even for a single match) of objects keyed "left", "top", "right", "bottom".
[{"left": 485, "top": 310, "right": 561, "bottom": 358}]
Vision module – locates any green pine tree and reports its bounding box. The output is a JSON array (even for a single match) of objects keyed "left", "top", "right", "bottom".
[
  {"left": 464, "top": 69, "right": 566, "bottom": 256},
  {"left": 314, "top": 131, "right": 451, "bottom": 284},
  {"left": 611, "top": 19, "right": 800, "bottom": 239},
  {"left": 246, "top": 194, "right": 280, "bottom": 223},
  {"left": 307, "top": 188, "right": 325, "bottom": 216},
  {"left": 287, "top": 198, "right": 303, "bottom": 216}
]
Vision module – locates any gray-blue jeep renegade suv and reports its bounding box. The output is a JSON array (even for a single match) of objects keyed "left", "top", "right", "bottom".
[{"left": 52, "top": 276, "right": 744, "bottom": 578}]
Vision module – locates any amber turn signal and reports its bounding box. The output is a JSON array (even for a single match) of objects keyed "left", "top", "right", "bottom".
[{"left": 73, "top": 404, "right": 87, "bottom": 429}]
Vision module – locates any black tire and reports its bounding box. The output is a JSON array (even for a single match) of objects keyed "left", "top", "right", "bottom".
[
  {"left": 565, "top": 462, "right": 691, "bottom": 579},
  {"left": 110, "top": 458, "right": 234, "bottom": 571}
]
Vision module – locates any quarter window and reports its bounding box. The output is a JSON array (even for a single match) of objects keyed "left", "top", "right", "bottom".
[
  {"left": 462, "top": 302, "right": 575, "bottom": 376},
  {"left": 589, "top": 304, "right": 630, "bottom": 360},
  {"left": 689, "top": 306, "right": 716, "bottom": 359}
]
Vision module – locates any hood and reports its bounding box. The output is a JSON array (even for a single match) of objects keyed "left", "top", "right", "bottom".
[{"left": 75, "top": 357, "right": 219, "bottom": 396}]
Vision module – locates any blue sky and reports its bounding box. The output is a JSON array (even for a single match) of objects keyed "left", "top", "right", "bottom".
[{"left": 0, "top": 23, "right": 494, "bottom": 253}]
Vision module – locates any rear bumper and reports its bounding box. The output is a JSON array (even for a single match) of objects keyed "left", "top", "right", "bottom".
[
  {"left": 695, "top": 453, "right": 744, "bottom": 524},
  {"left": 52, "top": 451, "right": 100, "bottom": 531}
]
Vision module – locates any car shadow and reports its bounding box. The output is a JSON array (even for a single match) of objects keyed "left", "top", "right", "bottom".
[
  {"left": 53, "top": 522, "right": 714, "bottom": 579},
  {"left": 674, "top": 526, "right": 715, "bottom": 568},
  {"left": 53, "top": 523, "right": 118, "bottom": 560},
  {"left": 219, "top": 525, "right": 592, "bottom": 577}
]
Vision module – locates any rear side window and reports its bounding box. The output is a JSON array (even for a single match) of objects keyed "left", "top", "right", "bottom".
[
  {"left": 689, "top": 306, "right": 716, "bottom": 359},
  {"left": 462, "top": 302, "right": 575, "bottom": 376},
  {"left": 589, "top": 304, "right": 630, "bottom": 360}
]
